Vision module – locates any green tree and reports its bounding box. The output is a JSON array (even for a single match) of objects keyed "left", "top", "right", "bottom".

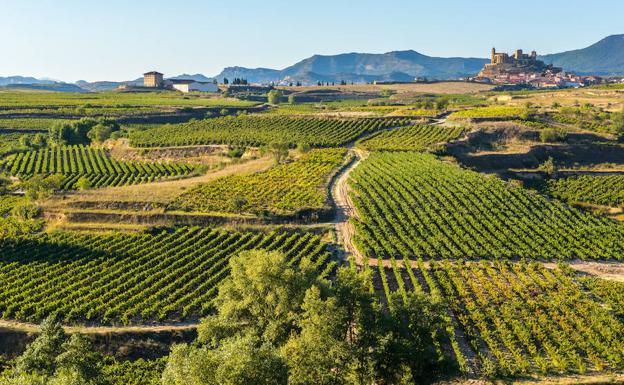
[
  {"left": 21, "top": 174, "right": 65, "bottom": 200},
  {"left": 86, "top": 124, "right": 113, "bottom": 144},
  {"left": 281, "top": 286, "right": 349, "bottom": 385},
  {"left": 229, "top": 194, "right": 248, "bottom": 213},
  {"left": 267, "top": 90, "right": 283, "bottom": 105},
  {"left": 265, "top": 142, "right": 289, "bottom": 165},
  {"left": 75, "top": 176, "right": 92, "bottom": 191},
  {"left": 2, "top": 317, "right": 103, "bottom": 385}
]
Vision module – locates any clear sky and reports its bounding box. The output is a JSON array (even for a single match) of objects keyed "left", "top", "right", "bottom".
[{"left": 1, "top": 0, "right": 623, "bottom": 82}]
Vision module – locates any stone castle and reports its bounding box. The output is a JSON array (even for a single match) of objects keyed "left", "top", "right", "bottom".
[{"left": 478, "top": 48, "right": 560, "bottom": 77}]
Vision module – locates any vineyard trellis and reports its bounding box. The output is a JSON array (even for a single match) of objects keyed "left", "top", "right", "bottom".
[
  {"left": 0, "top": 227, "right": 334, "bottom": 325},
  {"left": 170, "top": 148, "right": 346, "bottom": 215},
  {"left": 129, "top": 116, "right": 412, "bottom": 148},
  {"left": 2, "top": 145, "right": 196, "bottom": 189},
  {"left": 359, "top": 124, "right": 464, "bottom": 151},
  {"left": 349, "top": 152, "right": 624, "bottom": 260},
  {"left": 372, "top": 259, "right": 624, "bottom": 376}
]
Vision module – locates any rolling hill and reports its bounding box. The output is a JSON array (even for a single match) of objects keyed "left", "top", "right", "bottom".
[
  {"left": 540, "top": 34, "right": 624, "bottom": 76},
  {"left": 216, "top": 51, "right": 489, "bottom": 84}
]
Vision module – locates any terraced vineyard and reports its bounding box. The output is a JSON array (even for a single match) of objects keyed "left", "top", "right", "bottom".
[
  {"left": 359, "top": 124, "right": 464, "bottom": 151},
  {"left": 0, "top": 227, "right": 333, "bottom": 325},
  {"left": 449, "top": 106, "right": 529, "bottom": 119},
  {"left": 349, "top": 152, "right": 624, "bottom": 260},
  {"left": 2, "top": 145, "right": 196, "bottom": 189},
  {"left": 546, "top": 174, "right": 624, "bottom": 207},
  {"left": 171, "top": 148, "right": 346, "bottom": 216},
  {"left": 129, "top": 115, "right": 411, "bottom": 147},
  {"left": 374, "top": 260, "right": 624, "bottom": 376}
]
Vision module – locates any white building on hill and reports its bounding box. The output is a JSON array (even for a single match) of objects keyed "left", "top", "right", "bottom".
[{"left": 170, "top": 79, "right": 219, "bottom": 93}]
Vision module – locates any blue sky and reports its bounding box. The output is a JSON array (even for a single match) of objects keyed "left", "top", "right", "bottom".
[{"left": 1, "top": 0, "right": 623, "bottom": 82}]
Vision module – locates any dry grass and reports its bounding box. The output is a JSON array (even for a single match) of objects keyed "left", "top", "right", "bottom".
[{"left": 502, "top": 88, "right": 624, "bottom": 111}]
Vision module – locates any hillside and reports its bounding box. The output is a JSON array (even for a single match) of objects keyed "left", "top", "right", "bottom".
[
  {"left": 216, "top": 50, "right": 489, "bottom": 84},
  {"left": 540, "top": 34, "right": 624, "bottom": 75}
]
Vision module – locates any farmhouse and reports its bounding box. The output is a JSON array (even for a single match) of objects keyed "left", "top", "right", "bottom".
[
  {"left": 143, "top": 71, "right": 164, "bottom": 88},
  {"left": 170, "top": 79, "right": 219, "bottom": 93}
]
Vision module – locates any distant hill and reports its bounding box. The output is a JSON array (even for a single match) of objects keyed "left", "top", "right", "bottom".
[
  {"left": 215, "top": 51, "right": 489, "bottom": 84},
  {"left": 1, "top": 83, "right": 88, "bottom": 93},
  {"left": 540, "top": 34, "right": 624, "bottom": 76},
  {"left": 0, "top": 76, "right": 56, "bottom": 86},
  {"left": 168, "top": 73, "right": 214, "bottom": 82}
]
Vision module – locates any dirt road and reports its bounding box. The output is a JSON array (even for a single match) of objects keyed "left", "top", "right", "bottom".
[{"left": 330, "top": 148, "right": 368, "bottom": 266}]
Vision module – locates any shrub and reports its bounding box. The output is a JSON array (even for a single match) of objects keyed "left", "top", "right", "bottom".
[
  {"left": 11, "top": 202, "right": 41, "bottom": 220},
  {"left": 539, "top": 128, "right": 568, "bottom": 143}
]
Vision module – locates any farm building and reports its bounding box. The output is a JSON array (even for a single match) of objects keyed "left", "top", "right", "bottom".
[
  {"left": 170, "top": 79, "right": 219, "bottom": 93},
  {"left": 143, "top": 71, "right": 164, "bottom": 88}
]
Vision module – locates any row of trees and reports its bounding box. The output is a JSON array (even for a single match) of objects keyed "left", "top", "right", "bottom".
[{"left": 48, "top": 118, "right": 119, "bottom": 146}]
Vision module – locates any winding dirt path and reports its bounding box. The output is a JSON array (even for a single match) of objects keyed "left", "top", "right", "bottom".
[{"left": 330, "top": 148, "right": 368, "bottom": 266}]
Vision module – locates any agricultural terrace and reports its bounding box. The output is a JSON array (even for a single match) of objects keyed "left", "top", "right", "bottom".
[
  {"left": 349, "top": 152, "right": 624, "bottom": 260},
  {"left": 0, "top": 91, "right": 258, "bottom": 107},
  {"left": 375, "top": 259, "right": 624, "bottom": 376},
  {"left": 358, "top": 124, "right": 464, "bottom": 151},
  {"left": 0, "top": 118, "right": 71, "bottom": 130},
  {"left": 546, "top": 174, "right": 624, "bottom": 208},
  {"left": 171, "top": 148, "right": 346, "bottom": 216},
  {"left": 128, "top": 116, "right": 412, "bottom": 148},
  {"left": 449, "top": 106, "right": 530, "bottom": 119},
  {"left": 2, "top": 145, "right": 196, "bottom": 189},
  {"left": 0, "top": 227, "right": 333, "bottom": 325}
]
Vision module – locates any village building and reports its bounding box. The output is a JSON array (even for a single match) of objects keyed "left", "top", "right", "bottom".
[
  {"left": 143, "top": 71, "right": 164, "bottom": 88},
  {"left": 170, "top": 79, "right": 219, "bottom": 93}
]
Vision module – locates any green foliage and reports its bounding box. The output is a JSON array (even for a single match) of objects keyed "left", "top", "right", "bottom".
[
  {"left": 267, "top": 89, "right": 283, "bottom": 105},
  {"left": 21, "top": 174, "right": 64, "bottom": 200},
  {"left": 10, "top": 201, "right": 40, "bottom": 221},
  {"left": 4, "top": 145, "right": 196, "bottom": 190},
  {"left": 128, "top": 116, "right": 411, "bottom": 148},
  {"left": 359, "top": 124, "right": 463, "bottom": 151},
  {"left": 0, "top": 228, "right": 332, "bottom": 324},
  {"left": 75, "top": 176, "right": 92, "bottom": 191},
  {"left": 450, "top": 106, "right": 529, "bottom": 119},
  {"left": 170, "top": 149, "right": 345, "bottom": 215},
  {"left": 2, "top": 316, "right": 103, "bottom": 385},
  {"left": 350, "top": 152, "right": 624, "bottom": 260},
  {"left": 546, "top": 174, "right": 624, "bottom": 207},
  {"left": 162, "top": 251, "right": 447, "bottom": 385},
  {"left": 101, "top": 358, "right": 166, "bottom": 385},
  {"left": 49, "top": 118, "right": 119, "bottom": 146},
  {"left": 539, "top": 127, "right": 568, "bottom": 142}
]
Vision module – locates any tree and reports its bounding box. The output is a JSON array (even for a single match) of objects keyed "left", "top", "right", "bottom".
[
  {"left": 538, "top": 156, "right": 557, "bottom": 177},
  {"left": 267, "top": 90, "right": 283, "bottom": 105},
  {"left": 86, "top": 124, "right": 113, "bottom": 144},
  {"left": 48, "top": 118, "right": 118, "bottom": 145},
  {"left": 296, "top": 142, "right": 311, "bottom": 154},
  {"left": 2, "top": 316, "right": 103, "bottom": 385},
  {"left": 75, "top": 176, "right": 92, "bottom": 191},
  {"left": 229, "top": 194, "right": 248, "bottom": 213},
  {"left": 265, "top": 142, "right": 289, "bottom": 165},
  {"left": 21, "top": 174, "right": 65, "bottom": 200},
  {"left": 281, "top": 286, "right": 350, "bottom": 385},
  {"left": 223, "top": 78, "right": 229, "bottom": 85},
  {"left": 612, "top": 108, "right": 624, "bottom": 141}
]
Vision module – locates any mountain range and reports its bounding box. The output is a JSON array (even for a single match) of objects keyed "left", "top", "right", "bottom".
[{"left": 2, "top": 34, "right": 623, "bottom": 90}]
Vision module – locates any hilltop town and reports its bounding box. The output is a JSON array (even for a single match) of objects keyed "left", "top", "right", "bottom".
[{"left": 474, "top": 48, "right": 604, "bottom": 88}]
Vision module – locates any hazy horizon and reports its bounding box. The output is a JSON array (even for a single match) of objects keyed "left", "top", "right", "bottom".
[{"left": 2, "top": 0, "right": 623, "bottom": 82}]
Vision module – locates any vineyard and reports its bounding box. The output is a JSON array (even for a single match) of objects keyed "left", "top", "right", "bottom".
[
  {"left": 349, "top": 152, "right": 624, "bottom": 260},
  {"left": 0, "top": 227, "right": 334, "bottom": 325},
  {"left": 373, "top": 259, "right": 624, "bottom": 376},
  {"left": 128, "top": 115, "right": 412, "bottom": 147},
  {"left": 170, "top": 148, "right": 346, "bottom": 215},
  {"left": 546, "top": 174, "right": 624, "bottom": 207},
  {"left": 449, "top": 106, "right": 529, "bottom": 119},
  {"left": 358, "top": 124, "right": 464, "bottom": 151},
  {"left": 2, "top": 145, "right": 196, "bottom": 189}
]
